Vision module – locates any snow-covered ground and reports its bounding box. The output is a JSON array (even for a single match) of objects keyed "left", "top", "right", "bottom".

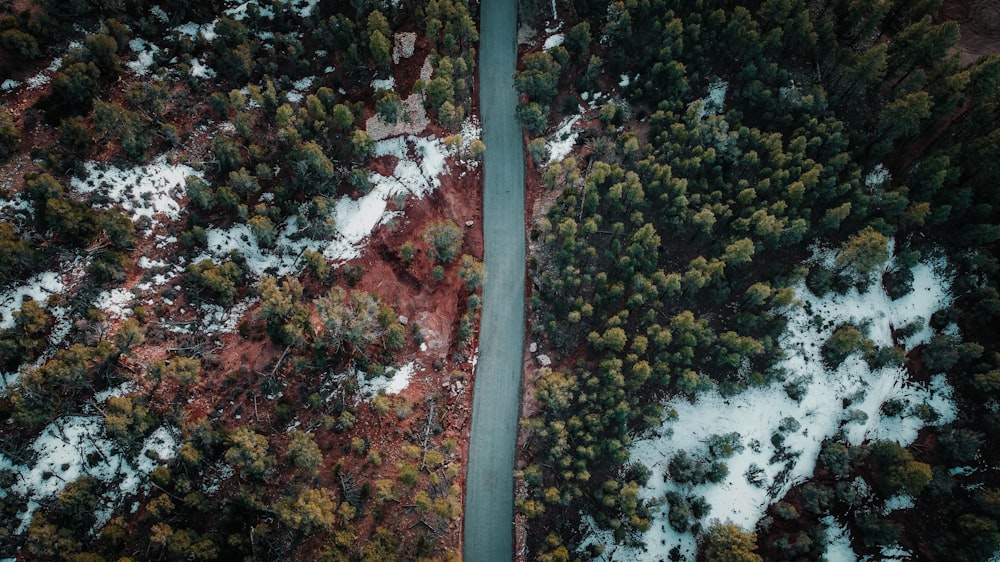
[
  {"left": 547, "top": 114, "right": 582, "bottom": 164},
  {"left": 0, "top": 414, "right": 178, "bottom": 533},
  {"left": 582, "top": 245, "right": 956, "bottom": 561},
  {"left": 324, "top": 361, "right": 418, "bottom": 404},
  {"left": 71, "top": 156, "right": 200, "bottom": 235},
  {"left": 196, "top": 131, "right": 462, "bottom": 279}
]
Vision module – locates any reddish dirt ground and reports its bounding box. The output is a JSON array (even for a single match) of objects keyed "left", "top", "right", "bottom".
[
  {"left": 941, "top": 0, "right": 1000, "bottom": 64},
  {"left": 0, "top": 18, "right": 485, "bottom": 557}
]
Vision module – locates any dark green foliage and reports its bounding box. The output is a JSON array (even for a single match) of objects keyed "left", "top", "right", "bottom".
[
  {"left": 1, "top": 28, "right": 41, "bottom": 59},
  {"left": 0, "top": 106, "right": 20, "bottom": 160},
  {"left": 43, "top": 61, "right": 101, "bottom": 118},
  {"left": 10, "top": 342, "right": 113, "bottom": 424},
  {"left": 0, "top": 221, "right": 38, "bottom": 285},
  {"left": 855, "top": 510, "right": 902, "bottom": 547},
  {"left": 93, "top": 100, "right": 152, "bottom": 161},
  {"left": 257, "top": 276, "right": 311, "bottom": 346},
  {"left": 0, "top": 299, "right": 52, "bottom": 371}
]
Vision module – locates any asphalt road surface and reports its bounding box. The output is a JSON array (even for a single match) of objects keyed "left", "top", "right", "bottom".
[{"left": 463, "top": 0, "right": 526, "bottom": 560}]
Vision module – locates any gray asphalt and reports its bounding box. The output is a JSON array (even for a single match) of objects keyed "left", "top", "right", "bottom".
[{"left": 463, "top": 0, "right": 526, "bottom": 560}]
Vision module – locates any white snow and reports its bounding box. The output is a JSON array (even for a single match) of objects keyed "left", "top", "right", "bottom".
[
  {"left": 619, "top": 74, "right": 631, "bottom": 87},
  {"left": 690, "top": 79, "right": 728, "bottom": 119},
  {"left": 199, "top": 135, "right": 454, "bottom": 276},
  {"left": 866, "top": 164, "right": 891, "bottom": 188},
  {"left": 824, "top": 516, "right": 857, "bottom": 562},
  {"left": 882, "top": 494, "right": 914, "bottom": 514},
  {"left": 0, "top": 272, "right": 64, "bottom": 330},
  {"left": 543, "top": 33, "right": 565, "bottom": 51},
  {"left": 547, "top": 115, "right": 581, "bottom": 164},
  {"left": 174, "top": 22, "right": 216, "bottom": 41},
  {"left": 127, "top": 38, "right": 159, "bottom": 76},
  {"left": 584, "top": 247, "right": 956, "bottom": 560},
  {"left": 372, "top": 76, "right": 395, "bottom": 92},
  {"left": 95, "top": 288, "right": 134, "bottom": 319},
  {"left": 3, "top": 415, "right": 178, "bottom": 533},
  {"left": 189, "top": 58, "right": 216, "bottom": 79},
  {"left": 164, "top": 298, "right": 258, "bottom": 335},
  {"left": 71, "top": 156, "right": 200, "bottom": 233},
  {"left": 1, "top": 79, "right": 20, "bottom": 91},
  {"left": 150, "top": 5, "right": 169, "bottom": 22},
  {"left": 287, "top": 75, "right": 315, "bottom": 102},
  {"left": 327, "top": 361, "right": 418, "bottom": 403}
]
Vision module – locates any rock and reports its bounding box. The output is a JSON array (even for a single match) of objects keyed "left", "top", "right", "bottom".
[
  {"left": 465, "top": 220, "right": 474, "bottom": 227},
  {"left": 398, "top": 315, "right": 408, "bottom": 325},
  {"left": 528, "top": 342, "right": 537, "bottom": 353},
  {"left": 536, "top": 354, "right": 551, "bottom": 367}
]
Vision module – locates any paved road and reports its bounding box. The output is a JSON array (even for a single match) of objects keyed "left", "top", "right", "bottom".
[{"left": 464, "top": 0, "right": 525, "bottom": 560}]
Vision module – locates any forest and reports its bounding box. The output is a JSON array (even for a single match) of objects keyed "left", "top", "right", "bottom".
[
  {"left": 0, "top": 0, "right": 484, "bottom": 560},
  {"left": 514, "top": 0, "right": 1000, "bottom": 561}
]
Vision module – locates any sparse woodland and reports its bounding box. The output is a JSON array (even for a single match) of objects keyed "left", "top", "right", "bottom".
[
  {"left": 516, "top": 0, "right": 1000, "bottom": 560},
  {"left": 0, "top": 0, "right": 483, "bottom": 560}
]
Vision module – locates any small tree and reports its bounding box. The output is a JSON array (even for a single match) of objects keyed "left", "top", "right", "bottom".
[
  {"left": 286, "top": 430, "right": 322, "bottom": 475},
  {"left": 836, "top": 226, "right": 891, "bottom": 279},
  {"left": 225, "top": 426, "right": 274, "bottom": 478},
  {"left": 257, "top": 276, "right": 311, "bottom": 346},
  {"left": 0, "top": 105, "right": 20, "bottom": 160},
  {"left": 457, "top": 254, "right": 485, "bottom": 291},
  {"left": 703, "top": 521, "right": 763, "bottom": 562},
  {"left": 274, "top": 488, "right": 338, "bottom": 532},
  {"left": 375, "top": 90, "right": 404, "bottom": 123},
  {"left": 423, "top": 220, "right": 463, "bottom": 263}
]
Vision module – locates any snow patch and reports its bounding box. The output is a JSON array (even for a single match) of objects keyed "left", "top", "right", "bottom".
[
  {"left": 547, "top": 114, "right": 581, "bottom": 164},
  {"left": 543, "top": 33, "right": 565, "bottom": 51},
  {"left": 328, "top": 361, "right": 418, "bottom": 403},
  {"left": 189, "top": 57, "right": 216, "bottom": 79},
  {"left": 95, "top": 288, "right": 134, "bottom": 320},
  {"left": 71, "top": 156, "right": 199, "bottom": 233},
  {"left": 127, "top": 38, "right": 159, "bottom": 76},
  {"left": 372, "top": 76, "right": 395, "bottom": 92},
  {"left": 199, "top": 135, "right": 453, "bottom": 275},
  {"left": 393, "top": 32, "right": 417, "bottom": 64},
  {"left": 5, "top": 416, "right": 178, "bottom": 533},
  {"left": 0, "top": 272, "right": 64, "bottom": 330},
  {"left": 865, "top": 164, "right": 891, "bottom": 188},
  {"left": 824, "top": 515, "right": 857, "bottom": 562},
  {"left": 584, "top": 248, "right": 956, "bottom": 560},
  {"left": 690, "top": 79, "right": 728, "bottom": 119}
]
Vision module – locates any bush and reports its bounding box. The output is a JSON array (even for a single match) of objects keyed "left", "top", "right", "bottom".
[
  {"left": 423, "top": 220, "right": 463, "bottom": 263},
  {"left": 822, "top": 324, "right": 872, "bottom": 368},
  {"left": 187, "top": 259, "right": 244, "bottom": 305},
  {"left": 0, "top": 106, "right": 20, "bottom": 160}
]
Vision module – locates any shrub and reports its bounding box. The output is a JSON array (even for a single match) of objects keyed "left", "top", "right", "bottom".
[{"left": 423, "top": 220, "right": 463, "bottom": 263}]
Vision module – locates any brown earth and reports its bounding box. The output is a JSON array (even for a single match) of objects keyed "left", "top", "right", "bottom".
[
  {"left": 941, "top": 0, "right": 1000, "bottom": 64},
  {"left": 0, "top": 18, "right": 485, "bottom": 558}
]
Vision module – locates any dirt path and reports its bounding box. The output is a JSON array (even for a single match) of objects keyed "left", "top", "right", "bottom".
[{"left": 463, "top": 0, "right": 527, "bottom": 560}]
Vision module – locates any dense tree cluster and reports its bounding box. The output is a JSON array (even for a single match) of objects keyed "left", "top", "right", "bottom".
[{"left": 518, "top": 0, "right": 1000, "bottom": 560}]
